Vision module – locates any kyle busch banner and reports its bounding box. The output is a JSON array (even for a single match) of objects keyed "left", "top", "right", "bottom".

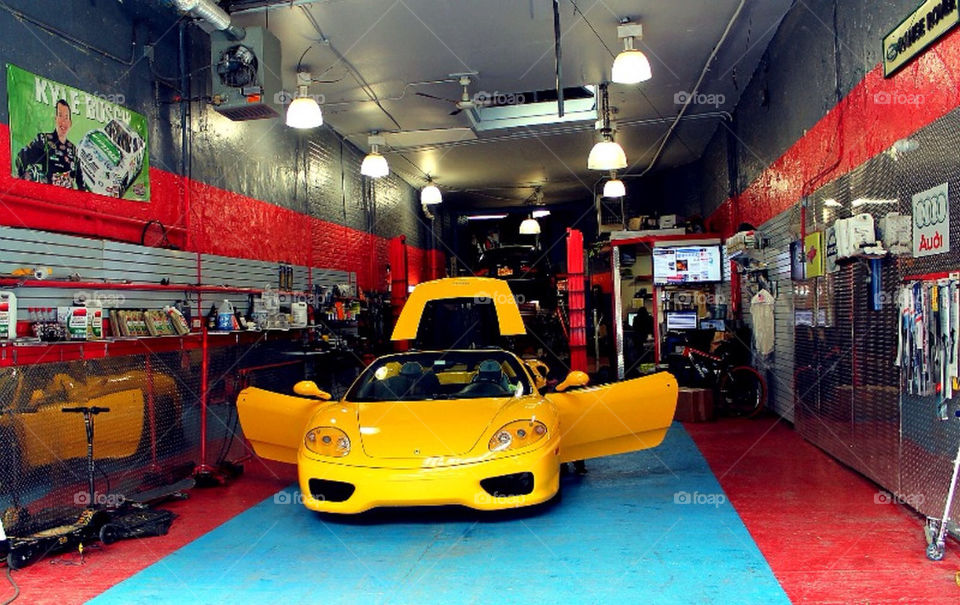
[{"left": 6, "top": 64, "right": 149, "bottom": 201}]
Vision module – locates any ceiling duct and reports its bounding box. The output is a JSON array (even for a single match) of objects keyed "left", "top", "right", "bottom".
[{"left": 172, "top": 0, "right": 246, "bottom": 40}]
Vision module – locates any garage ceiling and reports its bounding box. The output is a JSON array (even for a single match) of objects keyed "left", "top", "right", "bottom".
[{"left": 224, "top": 0, "right": 792, "bottom": 207}]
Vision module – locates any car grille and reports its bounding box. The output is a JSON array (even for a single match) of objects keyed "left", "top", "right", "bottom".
[
  {"left": 308, "top": 479, "right": 356, "bottom": 503},
  {"left": 480, "top": 472, "right": 534, "bottom": 497}
]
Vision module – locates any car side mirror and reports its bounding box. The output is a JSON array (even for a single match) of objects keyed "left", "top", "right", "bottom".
[
  {"left": 293, "top": 381, "right": 332, "bottom": 400},
  {"left": 555, "top": 371, "right": 589, "bottom": 392}
]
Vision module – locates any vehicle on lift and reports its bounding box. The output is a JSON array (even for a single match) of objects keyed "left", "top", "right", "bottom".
[
  {"left": 237, "top": 277, "right": 679, "bottom": 514},
  {"left": 77, "top": 119, "right": 146, "bottom": 198},
  {"left": 474, "top": 245, "right": 557, "bottom": 311}
]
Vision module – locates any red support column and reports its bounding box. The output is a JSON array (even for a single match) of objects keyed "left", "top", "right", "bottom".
[
  {"left": 566, "top": 228, "right": 588, "bottom": 373},
  {"left": 389, "top": 236, "right": 409, "bottom": 351}
]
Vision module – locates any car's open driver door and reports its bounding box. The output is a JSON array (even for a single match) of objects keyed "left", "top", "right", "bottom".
[
  {"left": 551, "top": 372, "right": 678, "bottom": 462},
  {"left": 237, "top": 388, "right": 324, "bottom": 464}
]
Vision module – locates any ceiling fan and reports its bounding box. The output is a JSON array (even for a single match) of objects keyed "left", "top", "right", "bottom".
[{"left": 415, "top": 74, "right": 477, "bottom": 116}]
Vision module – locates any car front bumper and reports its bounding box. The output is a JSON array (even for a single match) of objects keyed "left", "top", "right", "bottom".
[{"left": 296, "top": 442, "right": 561, "bottom": 514}]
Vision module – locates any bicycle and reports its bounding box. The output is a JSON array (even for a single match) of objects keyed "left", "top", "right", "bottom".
[{"left": 666, "top": 343, "right": 767, "bottom": 417}]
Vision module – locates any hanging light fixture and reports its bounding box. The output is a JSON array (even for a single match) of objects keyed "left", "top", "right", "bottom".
[
  {"left": 519, "top": 216, "right": 541, "bottom": 235},
  {"left": 360, "top": 133, "right": 389, "bottom": 178},
  {"left": 286, "top": 71, "right": 323, "bottom": 129},
  {"left": 603, "top": 171, "right": 626, "bottom": 198},
  {"left": 612, "top": 21, "right": 652, "bottom": 84},
  {"left": 519, "top": 187, "right": 544, "bottom": 235},
  {"left": 588, "top": 84, "right": 627, "bottom": 170},
  {"left": 421, "top": 179, "right": 442, "bottom": 205}
]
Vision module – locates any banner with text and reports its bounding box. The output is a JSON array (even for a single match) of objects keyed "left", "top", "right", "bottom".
[{"left": 6, "top": 64, "right": 149, "bottom": 201}]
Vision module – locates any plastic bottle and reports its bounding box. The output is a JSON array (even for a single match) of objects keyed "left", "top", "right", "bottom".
[{"left": 217, "top": 300, "right": 235, "bottom": 331}]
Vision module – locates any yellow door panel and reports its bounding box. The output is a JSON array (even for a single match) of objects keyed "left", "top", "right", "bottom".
[
  {"left": 237, "top": 387, "right": 324, "bottom": 464},
  {"left": 551, "top": 372, "right": 677, "bottom": 462},
  {"left": 391, "top": 277, "right": 526, "bottom": 340}
]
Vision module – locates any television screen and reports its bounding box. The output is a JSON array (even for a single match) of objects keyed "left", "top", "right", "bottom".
[
  {"left": 665, "top": 311, "right": 698, "bottom": 331},
  {"left": 652, "top": 245, "right": 723, "bottom": 285}
]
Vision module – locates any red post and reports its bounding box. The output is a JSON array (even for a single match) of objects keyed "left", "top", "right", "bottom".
[
  {"left": 566, "top": 228, "right": 587, "bottom": 372},
  {"left": 389, "top": 236, "right": 409, "bottom": 351}
]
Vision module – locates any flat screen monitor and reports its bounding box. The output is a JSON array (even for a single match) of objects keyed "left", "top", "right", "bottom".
[
  {"left": 665, "top": 311, "right": 698, "bottom": 331},
  {"left": 700, "top": 319, "right": 725, "bottom": 331},
  {"left": 652, "top": 245, "right": 723, "bottom": 285}
]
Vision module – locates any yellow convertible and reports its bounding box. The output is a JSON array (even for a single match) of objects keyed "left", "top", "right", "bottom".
[{"left": 238, "top": 278, "right": 678, "bottom": 513}]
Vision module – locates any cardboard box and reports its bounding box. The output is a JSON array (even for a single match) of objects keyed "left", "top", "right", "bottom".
[
  {"left": 57, "top": 306, "right": 89, "bottom": 340},
  {"left": 674, "top": 387, "right": 714, "bottom": 422}
]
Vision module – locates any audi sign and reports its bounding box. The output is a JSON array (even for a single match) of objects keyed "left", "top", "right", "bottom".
[{"left": 912, "top": 182, "right": 950, "bottom": 257}]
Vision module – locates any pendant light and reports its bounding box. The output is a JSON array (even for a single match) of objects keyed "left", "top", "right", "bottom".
[
  {"left": 360, "top": 133, "right": 389, "bottom": 178},
  {"left": 519, "top": 216, "right": 541, "bottom": 235},
  {"left": 603, "top": 171, "right": 626, "bottom": 198},
  {"left": 286, "top": 71, "right": 323, "bottom": 129},
  {"left": 588, "top": 84, "right": 627, "bottom": 170},
  {"left": 421, "top": 179, "right": 442, "bottom": 205},
  {"left": 612, "top": 22, "right": 652, "bottom": 84},
  {"left": 519, "top": 186, "right": 544, "bottom": 235}
]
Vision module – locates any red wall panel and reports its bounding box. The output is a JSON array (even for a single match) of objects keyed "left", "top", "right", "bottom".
[
  {"left": 0, "top": 123, "right": 433, "bottom": 292},
  {"left": 709, "top": 27, "right": 960, "bottom": 236}
]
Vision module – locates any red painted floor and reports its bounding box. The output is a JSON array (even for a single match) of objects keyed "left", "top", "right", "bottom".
[
  {"left": 5, "top": 419, "right": 960, "bottom": 604},
  {"left": 0, "top": 458, "right": 294, "bottom": 605},
  {"left": 686, "top": 415, "right": 960, "bottom": 604}
]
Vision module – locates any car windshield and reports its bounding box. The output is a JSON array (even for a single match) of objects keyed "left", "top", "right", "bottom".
[{"left": 347, "top": 351, "right": 533, "bottom": 402}]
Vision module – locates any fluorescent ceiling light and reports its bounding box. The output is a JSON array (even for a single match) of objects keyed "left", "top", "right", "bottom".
[
  {"left": 603, "top": 178, "right": 625, "bottom": 198},
  {"left": 612, "top": 23, "right": 652, "bottom": 84},
  {"left": 519, "top": 217, "right": 541, "bottom": 235},
  {"left": 532, "top": 209, "right": 551, "bottom": 218},
  {"left": 465, "top": 214, "right": 508, "bottom": 221},
  {"left": 421, "top": 184, "right": 443, "bottom": 205}
]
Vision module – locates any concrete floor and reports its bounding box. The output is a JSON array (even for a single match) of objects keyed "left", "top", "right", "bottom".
[{"left": 5, "top": 418, "right": 960, "bottom": 604}]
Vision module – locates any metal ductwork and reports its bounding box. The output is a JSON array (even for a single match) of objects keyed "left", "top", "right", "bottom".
[{"left": 173, "top": 0, "right": 245, "bottom": 40}]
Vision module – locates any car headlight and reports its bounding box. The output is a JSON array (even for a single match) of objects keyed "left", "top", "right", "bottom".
[
  {"left": 488, "top": 420, "right": 547, "bottom": 452},
  {"left": 304, "top": 427, "right": 351, "bottom": 457}
]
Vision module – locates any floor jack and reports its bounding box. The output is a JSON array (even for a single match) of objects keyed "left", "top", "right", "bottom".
[{"left": 4, "top": 407, "right": 187, "bottom": 569}]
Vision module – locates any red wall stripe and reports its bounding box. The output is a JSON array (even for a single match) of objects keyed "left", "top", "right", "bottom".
[
  {"left": 707, "top": 26, "right": 960, "bottom": 236},
  {"left": 0, "top": 124, "right": 440, "bottom": 291}
]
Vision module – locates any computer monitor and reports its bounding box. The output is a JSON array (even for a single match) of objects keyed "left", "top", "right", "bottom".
[
  {"left": 665, "top": 311, "right": 698, "bottom": 331},
  {"left": 700, "top": 319, "right": 725, "bottom": 331},
  {"left": 627, "top": 312, "right": 638, "bottom": 327}
]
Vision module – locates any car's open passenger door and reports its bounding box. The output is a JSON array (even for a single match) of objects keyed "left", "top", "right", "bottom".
[
  {"left": 551, "top": 372, "right": 678, "bottom": 462},
  {"left": 237, "top": 388, "right": 324, "bottom": 464}
]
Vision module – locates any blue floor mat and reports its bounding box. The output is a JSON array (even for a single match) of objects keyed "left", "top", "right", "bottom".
[{"left": 90, "top": 423, "right": 788, "bottom": 604}]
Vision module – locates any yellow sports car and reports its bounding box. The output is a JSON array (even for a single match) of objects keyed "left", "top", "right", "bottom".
[{"left": 237, "top": 277, "right": 678, "bottom": 513}]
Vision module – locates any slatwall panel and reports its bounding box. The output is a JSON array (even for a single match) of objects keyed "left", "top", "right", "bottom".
[
  {"left": 0, "top": 227, "right": 106, "bottom": 280},
  {"left": 738, "top": 208, "right": 799, "bottom": 422}
]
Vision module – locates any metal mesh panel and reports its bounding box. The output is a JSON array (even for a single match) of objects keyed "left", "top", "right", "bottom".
[
  {"left": 772, "top": 106, "right": 960, "bottom": 521},
  {"left": 0, "top": 352, "right": 200, "bottom": 524}
]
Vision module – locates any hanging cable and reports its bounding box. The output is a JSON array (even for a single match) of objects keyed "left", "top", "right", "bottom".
[{"left": 637, "top": 0, "right": 746, "bottom": 178}]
